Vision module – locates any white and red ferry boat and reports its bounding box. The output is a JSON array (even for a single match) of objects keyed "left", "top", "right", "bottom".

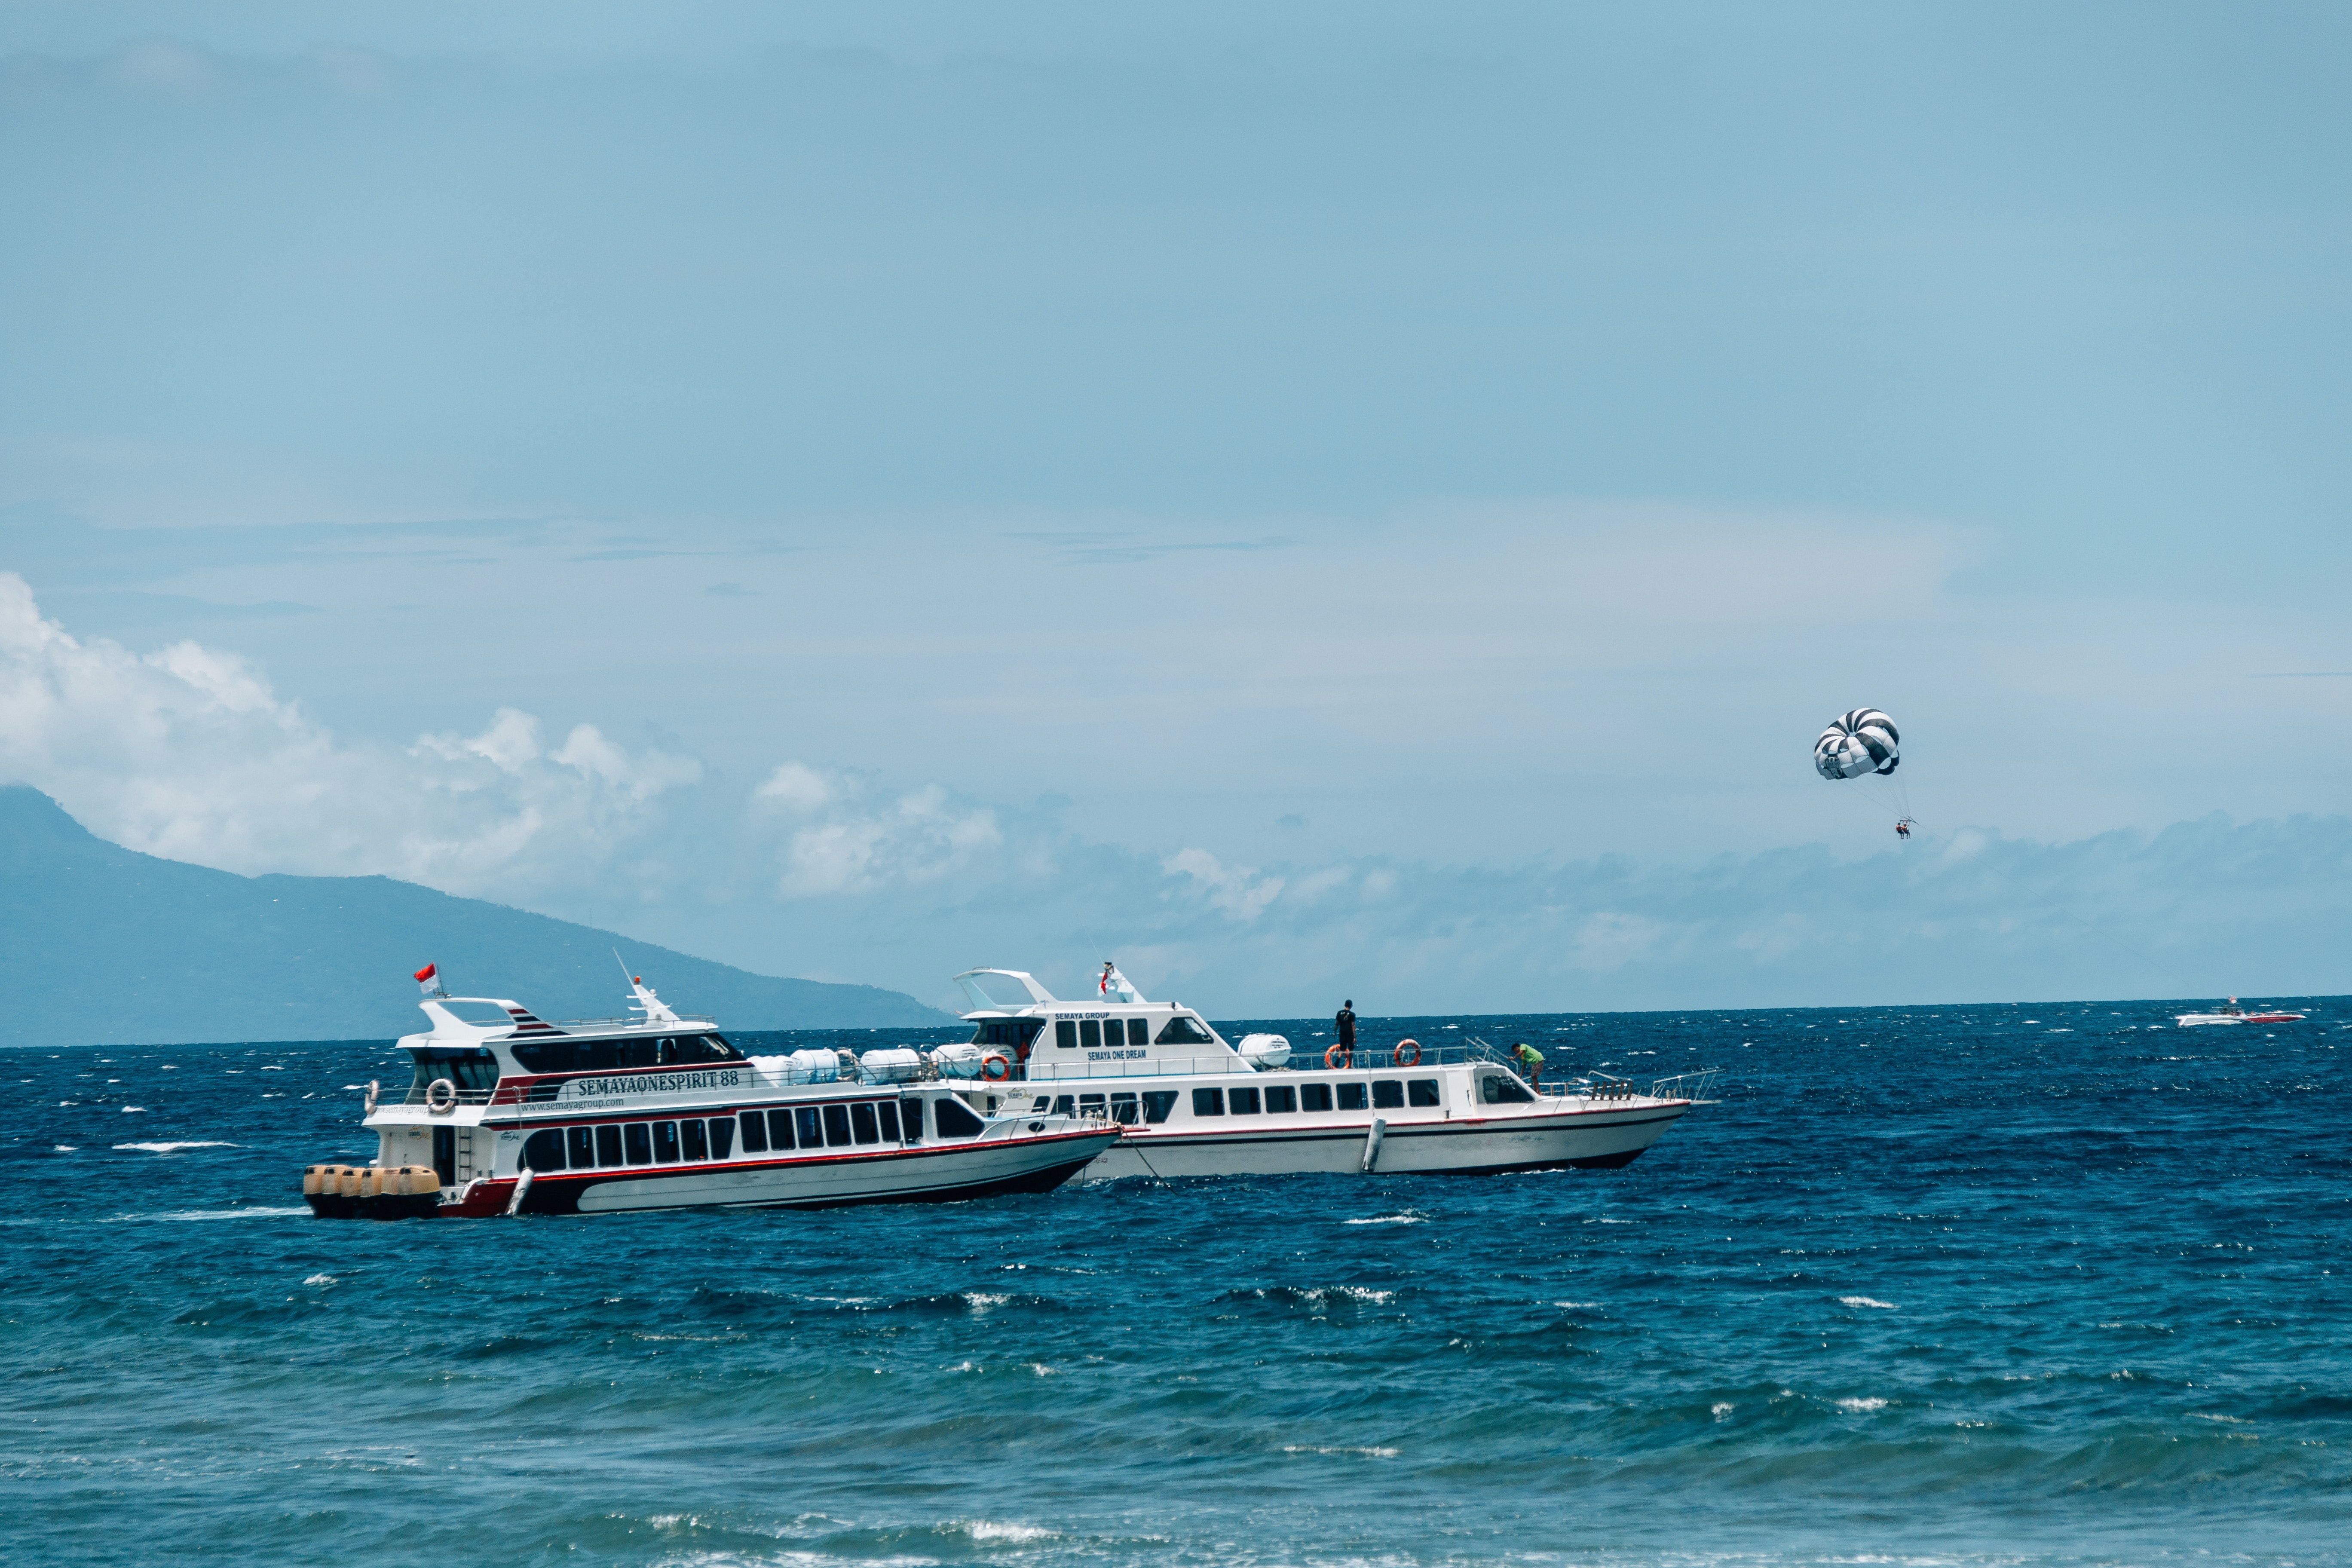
[
  {"left": 303, "top": 974, "right": 1119, "bottom": 1219},
  {"left": 2175, "top": 998, "right": 2307, "bottom": 1026},
  {"left": 950, "top": 966, "right": 1714, "bottom": 1180}
]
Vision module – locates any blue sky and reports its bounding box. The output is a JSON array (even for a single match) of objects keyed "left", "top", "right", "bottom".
[{"left": 2, "top": 3, "right": 2347, "bottom": 1013}]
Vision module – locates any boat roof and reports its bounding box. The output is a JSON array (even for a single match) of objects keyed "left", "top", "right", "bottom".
[{"left": 406, "top": 976, "right": 715, "bottom": 1045}]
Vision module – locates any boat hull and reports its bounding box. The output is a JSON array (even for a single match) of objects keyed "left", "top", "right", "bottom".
[
  {"left": 306, "top": 1130, "right": 1119, "bottom": 1218},
  {"left": 1078, "top": 1103, "right": 1688, "bottom": 1181}
]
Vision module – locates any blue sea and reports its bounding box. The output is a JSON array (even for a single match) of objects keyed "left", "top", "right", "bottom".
[{"left": 5, "top": 999, "right": 2347, "bottom": 1567}]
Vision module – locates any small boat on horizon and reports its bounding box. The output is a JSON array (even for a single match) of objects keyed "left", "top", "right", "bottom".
[
  {"left": 302, "top": 972, "right": 1118, "bottom": 1219},
  {"left": 2175, "top": 997, "right": 2307, "bottom": 1026},
  {"left": 947, "top": 965, "right": 1715, "bottom": 1180}
]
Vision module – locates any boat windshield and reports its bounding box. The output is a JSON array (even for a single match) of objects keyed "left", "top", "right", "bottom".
[
  {"left": 509, "top": 1034, "right": 741, "bottom": 1073},
  {"left": 407, "top": 1048, "right": 500, "bottom": 1096},
  {"left": 1155, "top": 1015, "right": 1217, "bottom": 1045},
  {"left": 968, "top": 1019, "right": 1046, "bottom": 1052}
]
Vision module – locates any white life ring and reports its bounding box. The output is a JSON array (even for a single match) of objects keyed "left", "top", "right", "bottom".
[{"left": 426, "top": 1077, "right": 459, "bottom": 1114}]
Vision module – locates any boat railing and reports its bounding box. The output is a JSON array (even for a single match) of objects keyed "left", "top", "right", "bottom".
[
  {"left": 399, "top": 1083, "right": 496, "bottom": 1107},
  {"left": 542, "top": 1014, "right": 719, "bottom": 1029}
]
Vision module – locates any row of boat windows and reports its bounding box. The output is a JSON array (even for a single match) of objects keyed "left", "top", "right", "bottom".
[
  {"left": 1193, "top": 1079, "right": 1442, "bottom": 1115},
  {"left": 968, "top": 1016, "right": 1221, "bottom": 1051},
  {"left": 508, "top": 1034, "right": 742, "bottom": 1074},
  {"left": 516, "top": 1096, "right": 991, "bottom": 1172}
]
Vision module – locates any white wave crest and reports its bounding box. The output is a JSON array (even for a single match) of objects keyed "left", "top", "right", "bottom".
[
  {"left": 1282, "top": 1444, "right": 1400, "bottom": 1458},
  {"left": 114, "top": 1141, "right": 239, "bottom": 1153},
  {"left": 1342, "top": 1213, "right": 1427, "bottom": 1225},
  {"left": 1837, "top": 1396, "right": 1890, "bottom": 1412},
  {"left": 1839, "top": 1295, "right": 1898, "bottom": 1309},
  {"left": 963, "top": 1522, "right": 1058, "bottom": 1543}
]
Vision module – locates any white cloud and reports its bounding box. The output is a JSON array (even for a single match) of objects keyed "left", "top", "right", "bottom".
[
  {"left": 1163, "top": 847, "right": 1286, "bottom": 923},
  {"left": 767, "top": 776, "right": 1004, "bottom": 898},
  {"left": 755, "top": 762, "right": 835, "bottom": 813},
  {"left": 0, "top": 573, "right": 700, "bottom": 897}
]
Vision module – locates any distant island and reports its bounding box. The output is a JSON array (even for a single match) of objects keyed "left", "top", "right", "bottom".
[{"left": 0, "top": 786, "right": 955, "bottom": 1046}]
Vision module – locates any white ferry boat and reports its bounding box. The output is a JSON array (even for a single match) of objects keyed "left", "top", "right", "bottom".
[
  {"left": 2176, "top": 998, "right": 2306, "bottom": 1026},
  {"left": 303, "top": 975, "right": 1119, "bottom": 1219},
  {"left": 950, "top": 967, "right": 1713, "bottom": 1181}
]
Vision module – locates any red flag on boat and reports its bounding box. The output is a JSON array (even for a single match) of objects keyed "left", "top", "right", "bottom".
[{"left": 414, "top": 962, "right": 439, "bottom": 995}]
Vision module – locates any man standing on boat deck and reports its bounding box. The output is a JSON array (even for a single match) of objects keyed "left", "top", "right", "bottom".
[{"left": 1334, "top": 1000, "right": 1357, "bottom": 1066}]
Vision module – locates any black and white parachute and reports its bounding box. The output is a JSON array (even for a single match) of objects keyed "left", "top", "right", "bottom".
[{"left": 1813, "top": 708, "right": 1900, "bottom": 781}]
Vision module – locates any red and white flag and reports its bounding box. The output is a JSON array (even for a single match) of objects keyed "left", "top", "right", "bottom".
[{"left": 414, "top": 962, "right": 439, "bottom": 995}]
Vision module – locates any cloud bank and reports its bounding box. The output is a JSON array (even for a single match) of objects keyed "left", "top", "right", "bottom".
[{"left": 3, "top": 572, "right": 2344, "bottom": 1014}]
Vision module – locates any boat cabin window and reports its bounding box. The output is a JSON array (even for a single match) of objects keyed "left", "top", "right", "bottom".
[
  {"left": 1050, "top": 1096, "right": 1076, "bottom": 1116},
  {"left": 1192, "top": 1087, "right": 1224, "bottom": 1116},
  {"left": 822, "top": 1105, "right": 853, "bottom": 1145},
  {"left": 1078, "top": 1020, "right": 1102, "bottom": 1048},
  {"left": 522, "top": 1129, "right": 564, "bottom": 1171},
  {"left": 567, "top": 1127, "right": 594, "bottom": 1167},
  {"left": 1371, "top": 1080, "right": 1405, "bottom": 1109},
  {"left": 933, "top": 1096, "right": 987, "bottom": 1138},
  {"left": 624, "top": 1124, "right": 653, "bottom": 1164},
  {"left": 969, "top": 1019, "right": 1046, "bottom": 1053},
  {"left": 1140, "top": 1091, "right": 1179, "bottom": 1124},
  {"left": 1301, "top": 1083, "right": 1333, "bottom": 1112},
  {"left": 407, "top": 1048, "right": 499, "bottom": 1097},
  {"left": 1264, "top": 1085, "right": 1297, "bottom": 1113},
  {"left": 878, "top": 1102, "right": 902, "bottom": 1141},
  {"left": 652, "top": 1122, "right": 681, "bottom": 1162},
  {"left": 740, "top": 1112, "right": 769, "bottom": 1153},
  {"left": 1055, "top": 1020, "right": 1077, "bottom": 1048},
  {"left": 1123, "top": 1019, "right": 1149, "bottom": 1045},
  {"left": 1157, "top": 1015, "right": 1217, "bottom": 1046},
  {"left": 1337, "top": 1082, "right": 1368, "bottom": 1111},
  {"left": 1228, "top": 1087, "right": 1261, "bottom": 1115},
  {"left": 850, "top": 1103, "right": 881, "bottom": 1144},
  {"left": 1110, "top": 1093, "right": 1140, "bottom": 1124},
  {"left": 509, "top": 1033, "right": 739, "bottom": 1074},
  {"left": 761, "top": 1109, "right": 797, "bottom": 1151},
  {"left": 1482, "top": 1073, "right": 1535, "bottom": 1104},
  {"left": 1408, "top": 1079, "right": 1442, "bottom": 1107},
  {"left": 682, "top": 1120, "right": 709, "bottom": 1160},
  {"left": 596, "top": 1125, "right": 623, "bottom": 1165},
  {"left": 795, "top": 1107, "right": 823, "bottom": 1148}
]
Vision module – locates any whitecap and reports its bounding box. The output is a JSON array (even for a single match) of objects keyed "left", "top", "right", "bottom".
[
  {"left": 1837, "top": 1396, "right": 1890, "bottom": 1412},
  {"left": 1281, "top": 1444, "right": 1399, "bottom": 1458},
  {"left": 305, "top": 1273, "right": 337, "bottom": 1286},
  {"left": 112, "top": 1207, "right": 308, "bottom": 1222},
  {"left": 1343, "top": 1213, "right": 1427, "bottom": 1226},
  {"left": 119, "top": 1106, "right": 148, "bottom": 1113},
  {"left": 53, "top": 1144, "right": 78, "bottom": 1152},
  {"left": 1553, "top": 1301, "right": 1601, "bottom": 1308},
  {"left": 962, "top": 1292, "right": 1014, "bottom": 1309},
  {"left": 115, "top": 1141, "right": 238, "bottom": 1153},
  {"left": 1839, "top": 1295, "right": 1898, "bottom": 1309},
  {"left": 1711, "top": 1402, "right": 1733, "bottom": 1419},
  {"left": 963, "top": 1522, "right": 1059, "bottom": 1543}
]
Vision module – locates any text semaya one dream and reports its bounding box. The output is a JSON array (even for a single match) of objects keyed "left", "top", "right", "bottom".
[{"left": 949, "top": 965, "right": 1715, "bottom": 1180}]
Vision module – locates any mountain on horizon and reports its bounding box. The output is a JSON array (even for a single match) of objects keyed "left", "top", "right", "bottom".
[{"left": 0, "top": 786, "right": 955, "bottom": 1046}]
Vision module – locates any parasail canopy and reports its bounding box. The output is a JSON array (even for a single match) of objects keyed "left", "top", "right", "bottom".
[{"left": 1814, "top": 708, "right": 1900, "bottom": 780}]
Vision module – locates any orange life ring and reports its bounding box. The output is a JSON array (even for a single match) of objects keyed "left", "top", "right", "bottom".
[
  {"left": 1324, "top": 1043, "right": 1351, "bottom": 1070},
  {"left": 980, "top": 1052, "right": 1012, "bottom": 1081},
  {"left": 1393, "top": 1038, "right": 1421, "bottom": 1067}
]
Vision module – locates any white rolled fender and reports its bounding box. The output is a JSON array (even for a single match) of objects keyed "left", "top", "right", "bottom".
[
  {"left": 426, "top": 1077, "right": 458, "bottom": 1115},
  {"left": 364, "top": 1078, "right": 380, "bottom": 1115},
  {"left": 505, "top": 1167, "right": 534, "bottom": 1216}
]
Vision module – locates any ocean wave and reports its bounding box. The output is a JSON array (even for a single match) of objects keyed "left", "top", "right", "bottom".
[
  {"left": 114, "top": 1141, "right": 239, "bottom": 1153},
  {"left": 1342, "top": 1212, "right": 1428, "bottom": 1225},
  {"left": 1838, "top": 1296, "right": 1899, "bottom": 1310}
]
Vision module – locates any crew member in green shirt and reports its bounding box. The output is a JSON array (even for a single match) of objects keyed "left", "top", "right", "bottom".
[{"left": 1513, "top": 1041, "right": 1546, "bottom": 1090}]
